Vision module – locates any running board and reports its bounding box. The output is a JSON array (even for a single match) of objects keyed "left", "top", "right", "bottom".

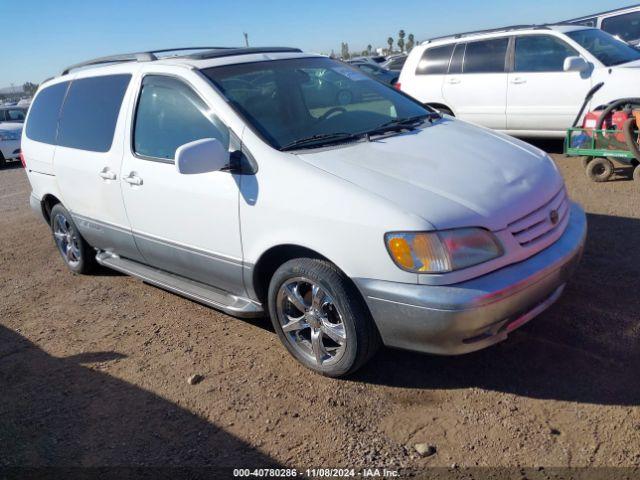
[{"left": 95, "top": 251, "right": 263, "bottom": 318}]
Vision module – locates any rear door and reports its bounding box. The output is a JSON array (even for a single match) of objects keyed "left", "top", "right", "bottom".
[
  {"left": 409, "top": 43, "right": 454, "bottom": 106},
  {"left": 506, "top": 34, "right": 591, "bottom": 133},
  {"left": 442, "top": 37, "right": 509, "bottom": 129},
  {"left": 53, "top": 73, "right": 143, "bottom": 261}
]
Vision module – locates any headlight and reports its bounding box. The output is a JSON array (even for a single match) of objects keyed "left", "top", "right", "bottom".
[
  {"left": 0, "top": 131, "right": 20, "bottom": 141},
  {"left": 385, "top": 228, "right": 503, "bottom": 273}
]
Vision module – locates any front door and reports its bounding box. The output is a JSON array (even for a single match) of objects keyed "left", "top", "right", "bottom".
[
  {"left": 119, "top": 74, "right": 244, "bottom": 295},
  {"left": 506, "top": 34, "right": 591, "bottom": 133},
  {"left": 442, "top": 37, "right": 509, "bottom": 129}
]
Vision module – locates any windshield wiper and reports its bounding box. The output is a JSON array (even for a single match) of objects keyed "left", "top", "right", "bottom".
[
  {"left": 362, "top": 113, "right": 438, "bottom": 138},
  {"left": 279, "top": 132, "right": 365, "bottom": 151}
]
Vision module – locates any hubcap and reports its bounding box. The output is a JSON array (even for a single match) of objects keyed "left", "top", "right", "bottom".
[
  {"left": 276, "top": 277, "right": 347, "bottom": 367},
  {"left": 53, "top": 213, "right": 81, "bottom": 268}
]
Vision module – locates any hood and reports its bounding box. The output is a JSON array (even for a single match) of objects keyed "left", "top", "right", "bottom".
[{"left": 296, "top": 118, "right": 563, "bottom": 231}]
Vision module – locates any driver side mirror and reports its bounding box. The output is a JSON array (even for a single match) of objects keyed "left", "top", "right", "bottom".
[
  {"left": 175, "top": 138, "right": 230, "bottom": 175},
  {"left": 563, "top": 56, "right": 589, "bottom": 73}
]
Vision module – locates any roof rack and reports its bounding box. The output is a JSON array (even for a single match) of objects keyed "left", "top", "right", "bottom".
[
  {"left": 186, "top": 46, "right": 303, "bottom": 60},
  {"left": 61, "top": 47, "right": 234, "bottom": 75},
  {"left": 424, "top": 24, "right": 552, "bottom": 44}
]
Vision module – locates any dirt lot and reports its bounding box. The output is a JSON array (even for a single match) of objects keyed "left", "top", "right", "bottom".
[{"left": 0, "top": 143, "right": 639, "bottom": 474}]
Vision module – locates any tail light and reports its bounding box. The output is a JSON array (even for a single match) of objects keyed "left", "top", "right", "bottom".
[
  {"left": 394, "top": 82, "right": 402, "bottom": 90},
  {"left": 19, "top": 152, "right": 26, "bottom": 169}
]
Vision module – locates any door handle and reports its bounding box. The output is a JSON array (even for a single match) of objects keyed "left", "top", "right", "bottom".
[
  {"left": 447, "top": 78, "right": 461, "bottom": 85},
  {"left": 99, "top": 168, "right": 117, "bottom": 181},
  {"left": 124, "top": 172, "right": 143, "bottom": 186},
  {"left": 510, "top": 77, "right": 527, "bottom": 84}
]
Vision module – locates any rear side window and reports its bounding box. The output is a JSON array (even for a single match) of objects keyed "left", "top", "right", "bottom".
[
  {"left": 25, "top": 82, "right": 69, "bottom": 144},
  {"left": 514, "top": 35, "right": 578, "bottom": 72},
  {"left": 463, "top": 38, "right": 509, "bottom": 73},
  {"left": 57, "top": 74, "right": 131, "bottom": 152},
  {"left": 133, "top": 75, "right": 229, "bottom": 161},
  {"left": 416, "top": 44, "right": 455, "bottom": 75},
  {"left": 601, "top": 11, "right": 640, "bottom": 42}
]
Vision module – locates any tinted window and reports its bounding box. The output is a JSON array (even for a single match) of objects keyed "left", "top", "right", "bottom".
[
  {"left": 134, "top": 76, "right": 229, "bottom": 161},
  {"left": 573, "top": 17, "right": 597, "bottom": 27},
  {"left": 448, "top": 43, "right": 466, "bottom": 74},
  {"left": 515, "top": 35, "right": 579, "bottom": 72},
  {"left": 463, "top": 38, "right": 508, "bottom": 73},
  {"left": 57, "top": 75, "right": 130, "bottom": 152},
  {"left": 567, "top": 28, "right": 640, "bottom": 66},
  {"left": 25, "top": 82, "right": 69, "bottom": 144},
  {"left": 416, "top": 44, "right": 454, "bottom": 75},
  {"left": 7, "top": 109, "right": 26, "bottom": 121},
  {"left": 601, "top": 11, "right": 640, "bottom": 42}
]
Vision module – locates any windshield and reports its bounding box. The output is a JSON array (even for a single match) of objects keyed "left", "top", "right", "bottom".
[
  {"left": 202, "top": 57, "right": 428, "bottom": 150},
  {"left": 567, "top": 28, "right": 640, "bottom": 66}
]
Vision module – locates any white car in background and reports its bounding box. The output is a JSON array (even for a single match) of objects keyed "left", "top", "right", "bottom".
[
  {"left": 398, "top": 24, "right": 640, "bottom": 138},
  {"left": 0, "top": 122, "right": 22, "bottom": 168}
]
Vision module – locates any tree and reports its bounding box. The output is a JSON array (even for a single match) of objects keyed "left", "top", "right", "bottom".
[
  {"left": 22, "top": 82, "right": 38, "bottom": 97},
  {"left": 387, "top": 37, "right": 394, "bottom": 54},
  {"left": 406, "top": 33, "right": 415, "bottom": 52},
  {"left": 397, "top": 29, "right": 406, "bottom": 53},
  {"left": 341, "top": 42, "right": 350, "bottom": 60},
  {"left": 367, "top": 44, "right": 373, "bottom": 56}
]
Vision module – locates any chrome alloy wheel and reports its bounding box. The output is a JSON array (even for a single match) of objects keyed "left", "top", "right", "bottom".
[
  {"left": 276, "top": 277, "right": 347, "bottom": 367},
  {"left": 53, "top": 213, "right": 81, "bottom": 268}
]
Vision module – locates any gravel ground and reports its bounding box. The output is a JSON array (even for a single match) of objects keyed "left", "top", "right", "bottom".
[{"left": 0, "top": 142, "right": 639, "bottom": 474}]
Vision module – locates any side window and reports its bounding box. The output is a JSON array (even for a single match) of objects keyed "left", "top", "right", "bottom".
[
  {"left": 514, "top": 35, "right": 579, "bottom": 72},
  {"left": 415, "top": 44, "right": 455, "bottom": 75},
  {"left": 574, "top": 17, "right": 598, "bottom": 27},
  {"left": 134, "top": 76, "right": 229, "bottom": 161},
  {"left": 601, "top": 11, "right": 640, "bottom": 42},
  {"left": 57, "top": 74, "right": 131, "bottom": 152},
  {"left": 448, "top": 43, "right": 466, "bottom": 74},
  {"left": 463, "top": 38, "right": 509, "bottom": 73},
  {"left": 8, "top": 109, "right": 26, "bottom": 121},
  {"left": 25, "top": 82, "right": 69, "bottom": 144}
]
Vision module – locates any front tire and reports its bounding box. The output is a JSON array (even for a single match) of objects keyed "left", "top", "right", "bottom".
[
  {"left": 267, "top": 258, "right": 380, "bottom": 377},
  {"left": 50, "top": 204, "right": 97, "bottom": 274}
]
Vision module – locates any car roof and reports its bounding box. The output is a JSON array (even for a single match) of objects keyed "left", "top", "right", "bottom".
[
  {"left": 564, "top": 3, "right": 640, "bottom": 22},
  {"left": 422, "top": 23, "right": 591, "bottom": 47}
]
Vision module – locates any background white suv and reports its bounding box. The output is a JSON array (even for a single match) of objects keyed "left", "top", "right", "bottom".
[{"left": 398, "top": 25, "right": 640, "bottom": 138}]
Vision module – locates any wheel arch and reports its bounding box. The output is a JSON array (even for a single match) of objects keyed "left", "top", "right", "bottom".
[{"left": 41, "top": 194, "right": 62, "bottom": 225}]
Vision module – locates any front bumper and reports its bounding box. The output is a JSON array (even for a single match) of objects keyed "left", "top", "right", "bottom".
[{"left": 355, "top": 202, "right": 587, "bottom": 355}]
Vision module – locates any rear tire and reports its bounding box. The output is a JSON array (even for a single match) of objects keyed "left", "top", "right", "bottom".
[
  {"left": 634, "top": 164, "right": 640, "bottom": 182},
  {"left": 586, "top": 157, "right": 613, "bottom": 182},
  {"left": 267, "top": 258, "right": 380, "bottom": 377},
  {"left": 50, "top": 204, "right": 97, "bottom": 274}
]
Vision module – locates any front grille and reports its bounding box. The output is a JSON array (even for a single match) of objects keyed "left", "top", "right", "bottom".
[{"left": 508, "top": 187, "right": 569, "bottom": 248}]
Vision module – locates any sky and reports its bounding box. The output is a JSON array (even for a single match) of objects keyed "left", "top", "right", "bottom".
[{"left": 2, "top": 0, "right": 631, "bottom": 87}]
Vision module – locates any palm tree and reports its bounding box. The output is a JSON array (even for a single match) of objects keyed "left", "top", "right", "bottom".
[
  {"left": 406, "top": 33, "right": 415, "bottom": 52},
  {"left": 387, "top": 37, "right": 394, "bottom": 54},
  {"left": 367, "top": 44, "right": 373, "bottom": 56},
  {"left": 397, "top": 29, "right": 406, "bottom": 53}
]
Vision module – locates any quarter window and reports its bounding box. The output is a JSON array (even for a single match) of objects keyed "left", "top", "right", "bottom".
[
  {"left": 133, "top": 76, "right": 229, "bottom": 161},
  {"left": 601, "top": 11, "right": 640, "bottom": 42},
  {"left": 514, "top": 35, "right": 579, "bottom": 72},
  {"left": 57, "top": 74, "right": 131, "bottom": 152},
  {"left": 25, "top": 82, "right": 69, "bottom": 144},
  {"left": 463, "top": 38, "right": 509, "bottom": 73},
  {"left": 416, "top": 44, "right": 455, "bottom": 75}
]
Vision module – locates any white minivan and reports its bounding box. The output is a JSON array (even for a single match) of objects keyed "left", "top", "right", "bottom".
[
  {"left": 399, "top": 25, "right": 640, "bottom": 137},
  {"left": 23, "top": 47, "right": 586, "bottom": 377}
]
